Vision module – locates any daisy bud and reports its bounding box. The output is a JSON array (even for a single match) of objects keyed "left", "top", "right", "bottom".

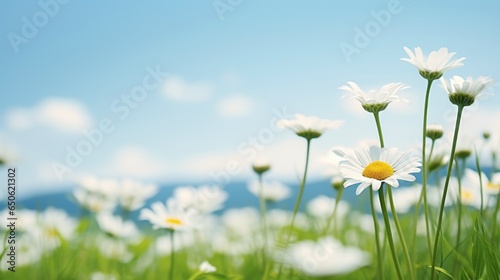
[{"left": 426, "top": 124, "right": 443, "bottom": 141}]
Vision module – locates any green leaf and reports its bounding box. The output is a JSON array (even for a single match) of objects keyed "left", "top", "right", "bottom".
[{"left": 428, "top": 265, "right": 454, "bottom": 279}]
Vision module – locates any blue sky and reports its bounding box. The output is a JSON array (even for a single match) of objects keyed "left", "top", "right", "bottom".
[{"left": 1, "top": 0, "right": 499, "bottom": 196}]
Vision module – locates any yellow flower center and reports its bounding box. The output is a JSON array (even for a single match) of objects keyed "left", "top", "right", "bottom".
[
  {"left": 362, "top": 161, "right": 394, "bottom": 180},
  {"left": 486, "top": 183, "right": 500, "bottom": 192},
  {"left": 165, "top": 218, "right": 183, "bottom": 226},
  {"left": 461, "top": 190, "right": 474, "bottom": 203},
  {"left": 45, "top": 227, "right": 59, "bottom": 237}
]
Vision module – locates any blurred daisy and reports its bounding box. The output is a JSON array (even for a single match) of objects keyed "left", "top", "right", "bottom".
[
  {"left": 140, "top": 198, "right": 199, "bottom": 231},
  {"left": 441, "top": 76, "right": 494, "bottom": 107},
  {"left": 199, "top": 261, "right": 217, "bottom": 273},
  {"left": 173, "top": 185, "right": 228, "bottom": 214},
  {"left": 97, "top": 236, "right": 134, "bottom": 263},
  {"left": 73, "top": 176, "right": 118, "bottom": 213},
  {"left": 375, "top": 185, "right": 421, "bottom": 213},
  {"left": 115, "top": 179, "right": 158, "bottom": 211},
  {"left": 335, "top": 146, "right": 421, "bottom": 195},
  {"left": 96, "top": 212, "right": 139, "bottom": 239},
  {"left": 401, "top": 46, "right": 465, "bottom": 80},
  {"left": 339, "top": 82, "right": 408, "bottom": 113},
  {"left": 306, "top": 195, "right": 348, "bottom": 219},
  {"left": 449, "top": 168, "right": 494, "bottom": 208},
  {"left": 426, "top": 124, "right": 444, "bottom": 141},
  {"left": 252, "top": 158, "right": 271, "bottom": 175},
  {"left": 277, "top": 114, "right": 343, "bottom": 140},
  {"left": 32, "top": 208, "right": 77, "bottom": 252},
  {"left": 247, "top": 180, "right": 291, "bottom": 202},
  {"left": 487, "top": 173, "right": 500, "bottom": 195},
  {"left": 279, "top": 237, "right": 370, "bottom": 276},
  {"left": 73, "top": 189, "right": 117, "bottom": 213},
  {"left": 90, "top": 272, "right": 117, "bottom": 280}
]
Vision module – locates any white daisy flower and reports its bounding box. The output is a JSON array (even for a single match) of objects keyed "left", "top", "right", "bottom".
[
  {"left": 97, "top": 236, "right": 134, "bottom": 263},
  {"left": 31, "top": 208, "right": 77, "bottom": 252},
  {"left": 277, "top": 114, "right": 343, "bottom": 140},
  {"left": 339, "top": 82, "right": 408, "bottom": 113},
  {"left": 252, "top": 158, "right": 271, "bottom": 175},
  {"left": 426, "top": 124, "right": 444, "bottom": 141},
  {"left": 173, "top": 185, "right": 228, "bottom": 214},
  {"left": 96, "top": 212, "right": 139, "bottom": 239},
  {"left": 115, "top": 179, "right": 158, "bottom": 211},
  {"left": 139, "top": 198, "right": 198, "bottom": 231},
  {"left": 441, "top": 75, "right": 494, "bottom": 106},
  {"left": 306, "top": 195, "right": 349, "bottom": 219},
  {"left": 487, "top": 173, "right": 500, "bottom": 195},
  {"left": 335, "top": 146, "right": 421, "bottom": 195},
  {"left": 199, "top": 261, "right": 217, "bottom": 273},
  {"left": 247, "top": 180, "right": 291, "bottom": 202},
  {"left": 401, "top": 46, "right": 465, "bottom": 80},
  {"left": 279, "top": 237, "right": 370, "bottom": 276}
]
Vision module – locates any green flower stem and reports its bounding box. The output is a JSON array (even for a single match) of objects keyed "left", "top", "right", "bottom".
[
  {"left": 373, "top": 111, "right": 413, "bottom": 279},
  {"left": 277, "top": 138, "right": 312, "bottom": 279},
  {"left": 169, "top": 230, "right": 175, "bottom": 280},
  {"left": 323, "top": 186, "right": 344, "bottom": 236},
  {"left": 379, "top": 185, "right": 404, "bottom": 280},
  {"left": 421, "top": 79, "right": 434, "bottom": 260},
  {"left": 286, "top": 138, "right": 311, "bottom": 241},
  {"left": 491, "top": 189, "right": 500, "bottom": 243},
  {"left": 258, "top": 174, "right": 268, "bottom": 260},
  {"left": 431, "top": 105, "right": 465, "bottom": 280},
  {"left": 454, "top": 159, "right": 463, "bottom": 250},
  {"left": 387, "top": 187, "right": 415, "bottom": 280},
  {"left": 373, "top": 112, "right": 385, "bottom": 148},
  {"left": 474, "top": 148, "right": 485, "bottom": 216},
  {"left": 369, "top": 189, "right": 384, "bottom": 280}
]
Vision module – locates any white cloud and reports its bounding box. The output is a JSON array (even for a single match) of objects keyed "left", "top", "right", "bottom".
[
  {"left": 216, "top": 95, "right": 255, "bottom": 118},
  {"left": 162, "top": 75, "right": 212, "bottom": 102},
  {"left": 4, "top": 98, "right": 92, "bottom": 133},
  {"left": 110, "top": 146, "right": 168, "bottom": 179}
]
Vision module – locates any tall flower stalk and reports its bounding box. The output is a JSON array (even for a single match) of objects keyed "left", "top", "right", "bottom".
[
  {"left": 430, "top": 75, "right": 493, "bottom": 280},
  {"left": 372, "top": 111, "right": 414, "bottom": 280},
  {"left": 252, "top": 161, "right": 271, "bottom": 272},
  {"left": 339, "top": 81, "right": 416, "bottom": 279},
  {"left": 276, "top": 114, "right": 343, "bottom": 278},
  {"left": 401, "top": 47, "right": 465, "bottom": 265}
]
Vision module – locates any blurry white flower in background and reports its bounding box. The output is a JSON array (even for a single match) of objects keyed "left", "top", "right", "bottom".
[
  {"left": 31, "top": 208, "right": 77, "bottom": 252},
  {"left": 375, "top": 186, "right": 421, "bottom": 213},
  {"left": 306, "top": 195, "right": 349, "bottom": 219},
  {"left": 96, "top": 236, "right": 133, "bottom": 263},
  {"left": 247, "top": 180, "right": 291, "bottom": 202},
  {"left": 96, "top": 212, "right": 139, "bottom": 239},
  {"left": 222, "top": 207, "right": 259, "bottom": 237},
  {"left": 73, "top": 189, "right": 117, "bottom": 213},
  {"left": 140, "top": 198, "right": 199, "bottom": 231},
  {"left": 173, "top": 185, "right": 228, "bottom": 214},
  {"left": 277, "top": 114, "right": 344, "bottom": 140},
  {"left": 90, "top": 272, "right": 117, "bottom": 280},
  {"left": 199, "top": 261, "right": 217, "bottom": 273},
  {"left": 448, "top": 168, "right": 493, "bottom": 208},
  {"left": 0, "top": 235, "right": 42, "bottom": 270},
  {"left": 114, "top": 179, "right": 158, "bottom": 211},
  {"left": 279, "top": 237, "right": 370, "bottom": 276},
  {"left": 154, "top": 232, "right": 196, "bottom": 256},
  {"left": 72, "top": 177, "right": 118, "bottom": 213},
  {"left": 73, "top": 176, "right": 157, "bottom": 213}
]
